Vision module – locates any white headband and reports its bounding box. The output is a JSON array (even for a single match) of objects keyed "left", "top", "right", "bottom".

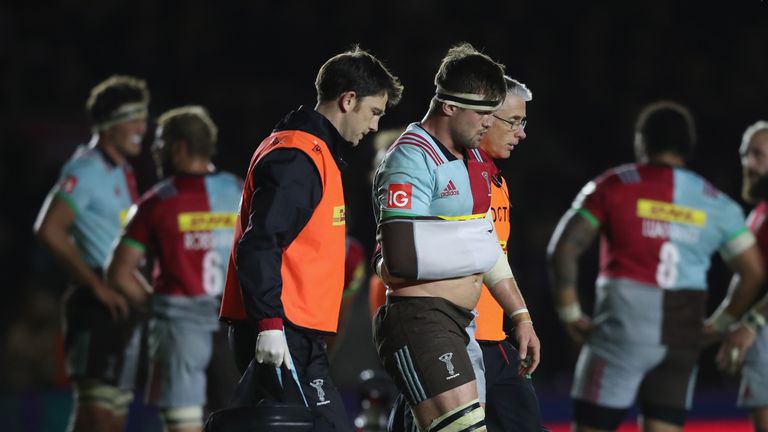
[
  {"left": 96, "top": 102, "right": 148, "bottom": 130},
  {"left": 435, "top": 85, "right": 502, "bottom": 111}
]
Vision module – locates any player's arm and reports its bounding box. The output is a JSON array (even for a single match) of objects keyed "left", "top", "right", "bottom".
[
  {"left": 711, "top": 240, "right": 765, "bottom": 373},
  {"left": 372, "top": 144, "right": 433, "bottom": 284},
  {"left": 34, "top": 189, "right": 128, "bottom": 320},
  {"left": 706, "top": 201, "right": 766, "bottom": 334},
  {"left": 707, "top": 242, "right": 765, "bottom": 331},
  {"left": 482, "top": 211, "right": 540, "bottom": 374},
  {"left": 106, "top": 241, "right": 152, "bottom": 310},
  {"left": 235, "top": 149, "right": 321, "bottom": 331},
  {"left": 546, "top": 207, "right": 600, "bottom": 345}
]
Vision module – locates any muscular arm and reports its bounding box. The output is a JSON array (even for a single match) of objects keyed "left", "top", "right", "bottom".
[
  {"left": 546, "top": 208, "right": 599, "bottom": 344},
  {"left": 106, "top": 242, "right": 152, "bottom": 309},
  {"left": 547, "top": 209, "right": 599, "bottom": 312},
  {"left": 35, "top": 195, "right": 128, "bottom": 319},
  {"left": 712, "top": 245, "right": 766, "bottom": 372},
  {"left": 717, "top": 244, "right": 765, "bottom": 317},
  {"left": 34, "top": 195, "right": 105, "bottom": 295}
]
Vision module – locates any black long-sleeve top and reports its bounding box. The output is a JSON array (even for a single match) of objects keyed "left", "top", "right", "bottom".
[{"left": 235, "top": 106, "right": 347, "bottom": 331}]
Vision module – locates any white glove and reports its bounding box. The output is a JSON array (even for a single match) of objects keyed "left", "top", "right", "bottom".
[{"left": 255, "top": 329, "right": 293, "bottom": 368}]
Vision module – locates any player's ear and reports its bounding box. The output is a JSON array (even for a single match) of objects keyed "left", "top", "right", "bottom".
[
  {"left": 338, "top": 91, "right": 357, "bottom": 114},
  {"left": 441, "top": 102, "right": 457, "bottom": 117}
]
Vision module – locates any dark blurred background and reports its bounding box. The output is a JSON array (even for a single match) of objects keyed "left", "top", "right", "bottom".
[{"left": 2, "top": 0, "right": 768, "bottom": 430}]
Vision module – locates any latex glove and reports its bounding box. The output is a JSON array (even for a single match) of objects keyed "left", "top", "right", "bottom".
[{"left": 255, "top": 329, "right": 293, "bottom": 368}]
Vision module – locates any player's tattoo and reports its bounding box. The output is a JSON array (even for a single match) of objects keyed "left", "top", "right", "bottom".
[{"left": 548, "top": 210, "right": 598, "bottom": 291}]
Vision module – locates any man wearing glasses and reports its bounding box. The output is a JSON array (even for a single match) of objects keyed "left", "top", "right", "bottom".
[
  {"left": 473, "top": 77, "right": 544, "bottom": 431},
  {"left": 373, "top": 44, "right": 542, "bottom": 432}
]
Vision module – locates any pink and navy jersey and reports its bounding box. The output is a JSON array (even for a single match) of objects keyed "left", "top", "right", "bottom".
[
  {"left": 122, "top": 172, "right": 242, "bottom": 323},
  {"left": 574, "top": 163, "right": 751, "bottom": 346}
]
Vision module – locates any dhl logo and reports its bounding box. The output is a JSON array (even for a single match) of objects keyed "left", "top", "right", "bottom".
[
  {"left": 332, "top": 205, "right": 346, "bottom": 226},
  {"left": 636, "top": 199, "right": 707, "bottom": 227},
  {"left": 178, "top": 212, "right": 237, "bottom": 232}
]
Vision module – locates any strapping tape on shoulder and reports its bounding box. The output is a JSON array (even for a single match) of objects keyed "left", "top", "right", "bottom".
[{"left": 380, "top": 216, "right": 501, "bottom": 280}]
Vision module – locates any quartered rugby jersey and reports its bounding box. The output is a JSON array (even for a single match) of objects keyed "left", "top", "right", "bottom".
[
  {"left": 745, "top": 201, "right": 768, "bottom": 362},
  {"left": 123, "top": 172, "right": 242, "bottom": 300},
  {"left": 574, "top": 163, "right": 751, "bottom": 346},
  {"left": 52, "top": 144, "right": 138, "bottom": 269},
  {"left": 575, "top": 163, "right": 749, "bottom": 291},
  {"left": 374, "top": 122, "right": 496, "bottom": 220}
]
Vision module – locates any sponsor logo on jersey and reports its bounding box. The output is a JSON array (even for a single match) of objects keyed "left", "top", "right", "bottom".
[
  {"left": 440, "top": 180, "right": 459, "bottom": 197},
  {"left": 60, "top": 175, "right": 78, "bottom": 193},
  {"left": 636, "top": 199, "right": 707, "bottom": 227},
  {"left": 178, "top": 212, "right": 238, "bottom": 232},
  {"left": 387, "top": 184, "right": 412, "bottom": 209},
  {"left": 332, "top": 205, "right": 346, "bottom": 226}
]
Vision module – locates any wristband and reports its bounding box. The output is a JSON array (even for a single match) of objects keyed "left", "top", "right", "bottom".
[{"left": 557, "top": 302, "right": 583, "bottom": 323}]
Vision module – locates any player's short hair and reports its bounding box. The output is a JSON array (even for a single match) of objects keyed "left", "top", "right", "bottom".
[
  {"left": 634, "top": 101, "right": 696, "bottom": 160},
  {"left": 430, "top": 43, "right": 506, "bottom": 113},
  {"left": 157, "top": 106, "right": 218, "bottom": 157},
  {"left": 315, "top": 46, "right": 403, "bottom": 107},
  {"left": 505, "top": 76, "right": 532, "bottom": 102},
  {"left": 742, "top": 120, "right": 768, "bottom": 148},
  {"left": 86, "top": 75, "right": 150, "bottom": 127}
]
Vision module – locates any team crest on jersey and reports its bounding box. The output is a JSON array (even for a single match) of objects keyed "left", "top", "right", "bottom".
[
  {"left": 387, "top": 184, "right": 412, "bottom": 209},
  {"left": 439, "top": 352, "right": 460, "bottom": 380},
  {"left": 60, "top": 175, "right": 78, "bottom": 193},
  {"left": 440, "top": 180, "right": 459, "bottom": 197}
]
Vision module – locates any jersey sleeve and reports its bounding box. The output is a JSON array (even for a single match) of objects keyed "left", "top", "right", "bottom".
[
  {"left": 571, "top": 172, "right": 611, "bottom": 228},
  {"left": 52, "top": 157, "right": 101, "bottom": 215},
  {"left": 715, "top": 195, "right": 754, "bottom": 260},
  {"left": 374, "top": 144, "right": 435, "bottom": 219}
]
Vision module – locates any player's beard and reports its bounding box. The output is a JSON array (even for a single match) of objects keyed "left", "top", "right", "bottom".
[{"left": 743, "top": 172, "right": 768, "bottom": 203}]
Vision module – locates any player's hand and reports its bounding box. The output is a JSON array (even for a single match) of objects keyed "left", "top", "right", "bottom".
[
  {"left": 93, "top": 284, "right": 129, "bottom": 321},
  {"left": 715, "top": 324, "right": 757, "bottom": 375},
  {"left": 513, "top": 322, "right": 540, "bottom": 376},
  {"left": 255, "top": 329, "right": 293, "bottom": 368},
  {"left": 701, "top": 322, "right": 723, "bottom": 347},
  {"left": 563, "top": 316, "right": 594, "bottom": 347}
]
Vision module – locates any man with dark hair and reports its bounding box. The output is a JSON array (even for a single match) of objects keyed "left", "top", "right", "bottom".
[
  {"left": 714, "top": 120, "right": 768, "bottom": 432},
  {"left": 380, "top": 76, "right": 544, "bottom": 432},
  {"left": 107, "top": 106, "right": 242, "bottom": 432},
  {"left": 34, "top": 75, "right": 150, "bottom": 432},
  {"left": 219, "top": 46, "right": 402, "bottom": 431},
  {"left": 372, "top": 43, "right": 532, "bottom": 432},
  {"left": 547, "top": 101, "right": 765, "bottom": 432}
]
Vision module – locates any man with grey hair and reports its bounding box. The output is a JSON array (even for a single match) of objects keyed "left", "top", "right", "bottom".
[
  {"left": 714, "top": 120, "right": 768, "bottom": 432},
  {"left": 472, "top": 76, "right": 544, "bottom": 431}
]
